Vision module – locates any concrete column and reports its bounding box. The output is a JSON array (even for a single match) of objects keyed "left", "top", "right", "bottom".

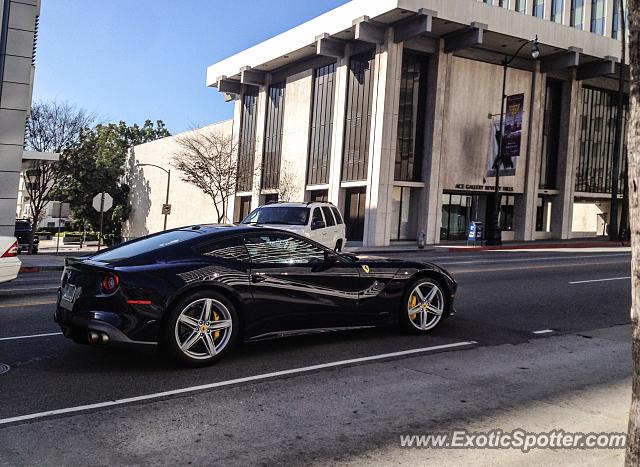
[
  {"left": 280, "top": 69, "right": 313, "bottom": 202},
  {"left": 328, "top": 47, "right": 351, "bottom": 206},
  {"left": 422, "top": 40, "right": 451, "bottom": 245},
  {"left": 250, "top": 81, "right": 270, "bottom": 209},
  {"left": 544, "top": 0, "right": 552, "bottom": 20},
  {"left": 551, "top": 70, "right": 580, "bottom": 238},
  {"left": 584, "top": 0, "right": 593, "bottom": 31},
  {"left": 516, "top": 62, "right": 545, "bottom": 241},
  {"left": 604, "top": 0, "right": 615, "bottom": 36},
  {"left": 563, "top": 0, "right": 572, "bottom": 26},
  {"left": 362, "top": 31, "right": 403, "bottom": 247},
  {"left": 228, "top": 97, "right": 243, "bottom": 222}
]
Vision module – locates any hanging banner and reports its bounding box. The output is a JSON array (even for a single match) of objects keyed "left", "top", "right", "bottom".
[{"left": 487, "top": 93, "right": 525, "bottom": 177}]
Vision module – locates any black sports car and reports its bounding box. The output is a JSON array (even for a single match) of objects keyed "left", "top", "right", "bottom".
[{"left": 55, "top": 225, "right": 457, "bottom": 366}]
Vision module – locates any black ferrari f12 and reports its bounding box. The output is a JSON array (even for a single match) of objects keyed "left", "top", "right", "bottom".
[{"left": 55, "top": 225, "right": 457, "bottom": 366}]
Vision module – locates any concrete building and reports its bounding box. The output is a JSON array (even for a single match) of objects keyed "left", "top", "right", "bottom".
[
  {"left": 123, "top": 120, "right": 234, "bottom": 239},
  {"left": 0, "top": 0, "right": 42, "bottom": 236},
  {"left": 203, "top": 0, "right": 629, "bottom": 246}
]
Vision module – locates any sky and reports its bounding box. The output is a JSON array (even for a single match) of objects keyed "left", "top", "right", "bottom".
[{"left": 33, "top": 0, "right": 350, "bottom": 134}]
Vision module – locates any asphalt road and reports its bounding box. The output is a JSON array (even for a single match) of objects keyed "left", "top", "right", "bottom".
[{"left": 0, "top": 249, "right": 632, "bottom": 465}]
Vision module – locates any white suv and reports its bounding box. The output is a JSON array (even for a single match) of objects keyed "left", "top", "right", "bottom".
[{"left": 241, "top": 202, "right": 347, "bottom": 251}]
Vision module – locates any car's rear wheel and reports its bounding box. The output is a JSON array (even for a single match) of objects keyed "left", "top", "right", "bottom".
[
  {"left": 335, "top": 240, "right": 343, "bottom": 252},
  {"left": 401, "top": 278, "right": 446, "bottom": 333},
  {"left": 163, "top": 291, "right": 238, "bottom": 366}
]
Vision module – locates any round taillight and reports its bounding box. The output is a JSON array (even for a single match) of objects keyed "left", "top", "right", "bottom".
[{"left": 101, "top": 272, "right": 120, "bottom": 294}]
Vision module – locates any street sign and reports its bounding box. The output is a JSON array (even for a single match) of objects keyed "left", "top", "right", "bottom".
[
  {"left": 51, "top": 201, "right": 70, "bottom": 218},
  {"left": 92, "top": 193, "right": 113, "bottom": 212},
  {"left": 162, "top": 204, "right": 172, "bottom": 215}
]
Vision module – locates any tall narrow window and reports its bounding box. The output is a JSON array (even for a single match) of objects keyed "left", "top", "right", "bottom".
[
  {"left": 612, "top": 0, "right": 627, "bottom": 39},
  {"left": 571, "top": 0, "right": 584, "bottom": 28},
  {"left": 499, "top": 0, "right": 509, "bottom": 7},
  {"left": 550, "top": 0, "right": 563, "bottom": 22},
  {"left": 307, "top": 63, "right": 336, "bottom": 186},
  {"left": 575, "top": 87, "right": 628, "bottom": 193},
  {"left": 342, "top": 50, "right": 376, "bottom": 182},
  {"left": 261, "top": 82, "right": 286, "bottom": 190},
  {"left": 237, "top": 88, "right": 258, "bottom": 193},
  {"left": 532, "top": 0, "right": 544, "bottom": 17},
  {"left": 395, "top": 51, "right": 428, "bottom": 182},
  {"left": 540, "top": 80, "right": 563, "bottom": 189},
  {"left": 590, "top": 0, "right": 605, "bottom": 34},
  {"left": 515, "top": 0, "right": 526, "bottom": 12}
]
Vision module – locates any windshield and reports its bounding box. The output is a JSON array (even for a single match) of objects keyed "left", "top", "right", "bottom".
[
  {"left": 91, "top": 230, "right": 200, "bottom": 262},
  {"left": 242, "top": 206, "right": 310, "bottom": 226}
]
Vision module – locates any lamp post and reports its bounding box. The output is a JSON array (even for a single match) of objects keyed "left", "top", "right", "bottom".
[
  {"left": 136, "top": 163, "right": 171, "bottom": 231},
  {"left": 485, "top": 35, "right": 540, "bottom": 246}
]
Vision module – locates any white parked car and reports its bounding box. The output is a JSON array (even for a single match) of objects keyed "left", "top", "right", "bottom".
[
  {"left": 0, "top": 236, "right": 21, "bottom": 284},
  {"left": 241, "top": 202, "right": 347, "bottom": 251}
]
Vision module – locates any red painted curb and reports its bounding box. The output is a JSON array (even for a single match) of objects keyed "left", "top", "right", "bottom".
[{"left": 448, "top": 241, "right": 630, "bottom": 252}]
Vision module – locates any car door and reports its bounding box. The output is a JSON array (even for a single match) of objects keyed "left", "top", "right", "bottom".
[
  {"left": 243, "top": 232, "right": 362, "bottom": 336},
  {"left": 309, "top": 206, "right": 329, "bottom": 247},
  {"left": 321, "top": 206, "right": 339, "bottom": 249}
]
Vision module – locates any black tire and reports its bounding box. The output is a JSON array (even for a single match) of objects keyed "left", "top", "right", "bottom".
[
  {"left": 400, "top": 277, "right": 447, "bottom": 334},
  {"left": 162, "top": 290, "right": 239, "bottom": 367},
  {"left": 335, "top": 240, "right": 343, "bottom": 252}
]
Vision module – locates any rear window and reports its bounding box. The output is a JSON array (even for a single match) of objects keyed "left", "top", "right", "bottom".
[
  {"left": 331, "top": 207, "right": 344, "bottom": 225},
  {"left": 242, "top": 206, "right": 310, "bottom": 226},
  {"left": 15, "top": 221, "right": 31, "bottom": 231},
  {"left": 321, "top": 207, "right": 336, "bottom": 226},
  {"left": 91, "top": 230, "right": 200, "bottom": 262}
]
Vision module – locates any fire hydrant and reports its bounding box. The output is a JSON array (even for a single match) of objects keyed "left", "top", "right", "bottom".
[{"left": 417, "top": 230, "right": 426, "bottom": 249}]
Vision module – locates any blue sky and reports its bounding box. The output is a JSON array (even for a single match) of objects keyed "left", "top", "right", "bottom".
[{"left": 33, "top": 0, "right": 349, "bottom": 134}]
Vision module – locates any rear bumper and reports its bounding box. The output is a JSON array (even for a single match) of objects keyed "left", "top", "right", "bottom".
[
  {"left": 54, "top": 308, "right": 157, "bottom": 347},
  {"left": 0, "top": 257, "right": 21, "bottom": 283}
]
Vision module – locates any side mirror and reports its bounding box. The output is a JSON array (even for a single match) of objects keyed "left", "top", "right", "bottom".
[
  {"left": 325, "top": 251, "right": 338, "bottom": 264},
  {"left": 311, "top": 220, "right": 326, "bottom": 230}
]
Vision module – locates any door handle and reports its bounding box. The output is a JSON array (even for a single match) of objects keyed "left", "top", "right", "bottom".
[{"left": 251, "top": 273, "right": 267, "bottom": 283}]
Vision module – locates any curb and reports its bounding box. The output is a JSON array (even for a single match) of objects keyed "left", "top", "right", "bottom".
[
  {"left": 19, "top": 266, "right": 65, "bottom": 274},
  {"left": 348, "top": 248, "right": 436, "bottom": 255},
  {"left": 447, "top": 241, "right": 630, "bottom": 252}
]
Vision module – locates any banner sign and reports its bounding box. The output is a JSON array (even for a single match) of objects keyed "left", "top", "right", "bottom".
[{"left": 487, "top": 93, "right": 525, "bottom": 177}]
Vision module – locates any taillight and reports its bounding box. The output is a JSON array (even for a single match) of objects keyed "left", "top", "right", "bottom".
[
  {"left": 1, "top": 241, "right": 18, "bottom": 258},
  {"left": 101, "top": 272, "right": 120, "bottom": 294}
]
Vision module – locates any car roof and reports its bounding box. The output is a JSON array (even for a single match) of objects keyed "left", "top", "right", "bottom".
[
  {"left": 173, "top": 223, "right": 295, "bottom": 237},
  {"left": 254, "top": 202, "right": 333, "bottom": 208}
]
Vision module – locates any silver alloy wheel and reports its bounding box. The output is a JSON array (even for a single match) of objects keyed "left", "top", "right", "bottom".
[
  {"left": 174, "top": 298, "right": 233, "bottom": 360},
  {"left": 407, "top": 281, "right": 444, "bottom": 331}
]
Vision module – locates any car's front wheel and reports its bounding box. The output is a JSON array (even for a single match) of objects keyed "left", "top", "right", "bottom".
[
  {"left": 163, "top": 291, "right": 238, "bottom": 366},
  {"left": 401, "top": 278, "right": 446, "bottom": 333}
]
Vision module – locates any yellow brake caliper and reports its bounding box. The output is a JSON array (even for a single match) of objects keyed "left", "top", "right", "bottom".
[
  {"left": 213, "top": 311, "right": 221, "bottom": 341},
  {"left": 409, "top": 294, "right": 417, "bottom": 321}
]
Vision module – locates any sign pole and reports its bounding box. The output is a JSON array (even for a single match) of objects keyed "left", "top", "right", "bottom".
[
  {"left": 98, "top": 192, "right": 104, "bottom": 251},
  {"left": 164, "top": 169, "right": 170, "bottom": 231}
]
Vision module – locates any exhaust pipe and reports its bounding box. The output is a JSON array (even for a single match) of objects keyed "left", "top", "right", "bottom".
[
  {"left": 88, "top": 331, "right": 100, "bottom": 344},
  {"left": 88, "top": 331, "right": 110, "bottom": 345}
]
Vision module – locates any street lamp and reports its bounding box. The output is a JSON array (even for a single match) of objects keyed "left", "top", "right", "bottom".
[
  {"left": 485, "top": 35, "right": 540, "bottom": 246},
  {"left": 136, "top": 163, "right": 171, "bottom": 231}
]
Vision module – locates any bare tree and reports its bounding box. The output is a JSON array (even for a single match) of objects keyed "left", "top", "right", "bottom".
[
  {"left": 278, "top": 161, "right": 300, "bottom": 202},
  {"left": 627, "top": 0, "right": 640, "bottom": 464},
  {"left": 23, "top": 101, "right": 93, "bottom": 252},
  {"left": 172, "top": 129, "right": 237, "bottom": 223}
]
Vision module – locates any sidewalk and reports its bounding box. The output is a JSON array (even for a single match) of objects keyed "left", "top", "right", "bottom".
[{"left": 346, "top": 237, "right": 630, "bottom": 255}]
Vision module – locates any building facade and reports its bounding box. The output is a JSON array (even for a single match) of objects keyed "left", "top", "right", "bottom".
[
  {"left": 206, "top": 0, "right": 627, "bottom": 246},
  {"left": 0, "top": 0, "right": 40, "bottom": 236}
]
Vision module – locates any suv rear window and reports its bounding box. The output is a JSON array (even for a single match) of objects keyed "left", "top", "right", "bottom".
[
  {"left": 242, "top": 206, "right": 310, "bottom": 226},
  {"left": 321, "top": 207, "right": 336, "bottom": 226},
  {"left": 330, "top": 207, "right": 344, "bottom": 225},
  {"left": 15, "top": 221, "right": 31, "bottom": 231}
]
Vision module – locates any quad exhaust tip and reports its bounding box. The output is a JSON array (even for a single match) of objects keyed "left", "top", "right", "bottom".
[{"left": 88, "top": 331, "right": 110, "bottom": 345}]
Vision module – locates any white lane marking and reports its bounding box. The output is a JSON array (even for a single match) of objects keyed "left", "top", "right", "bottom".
[
  {"left": 0, "top": 332, "right": 62, "bottom": 342},
  {"left": 0, "top": 287, "right": 58, "bottom": 292},
  {"left": 569, "top": 276, "right": 631, "bottom": 285},
  {"left": 0, "top": 341, "right": 477, "bottom": 426},
  {"left": 441, "top": 253, "right": 629, "bottom": 266},
  {"left": 532, "top": 329, "right": 554, "bottom": 334}
]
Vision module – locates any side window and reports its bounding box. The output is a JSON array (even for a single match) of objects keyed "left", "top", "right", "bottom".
[
  {"left": 321, "top": 206, "right": 336, "bottom": 226},
  {"left": 244, "top": 234, "right": 326, "bottom": 264},
  {"left": 331, "top": 207, "right": 344, "bottom": 225},
  {"left": 311, "top": 207, "right": 324, "bottom": 224},
  {"left": 198, "top": 237, "right": 250, "bottom": 263}
]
